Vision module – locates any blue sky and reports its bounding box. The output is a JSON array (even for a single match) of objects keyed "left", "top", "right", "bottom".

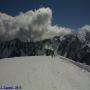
[{"left": 0, "top": 0, "right": 90, "bottom": 29}]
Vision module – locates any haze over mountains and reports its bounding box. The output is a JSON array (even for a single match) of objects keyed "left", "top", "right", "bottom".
[{"left": 0, "top": 7, "right": 90, "bottom": 65}]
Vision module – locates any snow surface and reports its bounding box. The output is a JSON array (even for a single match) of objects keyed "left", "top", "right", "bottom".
[{"left": 0, "top": 56, "right": 90, "bottom": 90}]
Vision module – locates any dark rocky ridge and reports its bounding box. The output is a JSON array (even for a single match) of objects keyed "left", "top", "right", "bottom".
[{"left": 0, "top": 34, "right": 90, "bottom": 65}]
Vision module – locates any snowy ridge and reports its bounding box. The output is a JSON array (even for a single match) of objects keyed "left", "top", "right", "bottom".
[
  {"left": 0, "top": 56, "right": 90, "bottom": 90},
  {"left": 59, "top": 56, "right": 90, "bottom": 72}
]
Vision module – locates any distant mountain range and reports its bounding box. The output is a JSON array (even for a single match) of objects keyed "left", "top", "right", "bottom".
[{"left": 0, "top": 34, "right": 90, "bottom": 65}]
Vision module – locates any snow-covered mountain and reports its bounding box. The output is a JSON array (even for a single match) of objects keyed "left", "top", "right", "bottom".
[
  {"left": 0, "top": 56, "right": 90, "bottom": 90},
  {"left": 57, "top": 34, "right": 90, "bottom": 65},
  {"left": 0, "top": 33, "right": 90, "bottom": 65},
  {"left": 0, "top": 8, "right": 90, "bottom": 65}
]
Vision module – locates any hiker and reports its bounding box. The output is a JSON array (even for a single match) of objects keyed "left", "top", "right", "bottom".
[{"left": 45, "top": 49, "right": 55, "bottom": 57}]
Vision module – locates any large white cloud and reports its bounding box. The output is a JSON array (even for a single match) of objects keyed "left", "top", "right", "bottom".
[
  {"left": 0, "top": 7, "right": 73, "bottom": 41},
  {"left": 78, "top": 25, "right": 90, "bottom": 42}
]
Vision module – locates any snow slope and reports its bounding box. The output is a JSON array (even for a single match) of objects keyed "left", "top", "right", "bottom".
[{"left": 0, "top": 56, "right": 90, "bottom": 90}]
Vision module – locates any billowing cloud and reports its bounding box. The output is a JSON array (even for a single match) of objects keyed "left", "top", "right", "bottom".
[
  {"left": 78, "top": 25, "right": 90, "bottom": 42},
  {"left": 0, "top": 7, "right": 73, "bottom": 41}
]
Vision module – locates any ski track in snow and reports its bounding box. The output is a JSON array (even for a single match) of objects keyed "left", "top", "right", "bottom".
[{"left": 0, "top": 56, "right": 90, "bottom": 90}]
